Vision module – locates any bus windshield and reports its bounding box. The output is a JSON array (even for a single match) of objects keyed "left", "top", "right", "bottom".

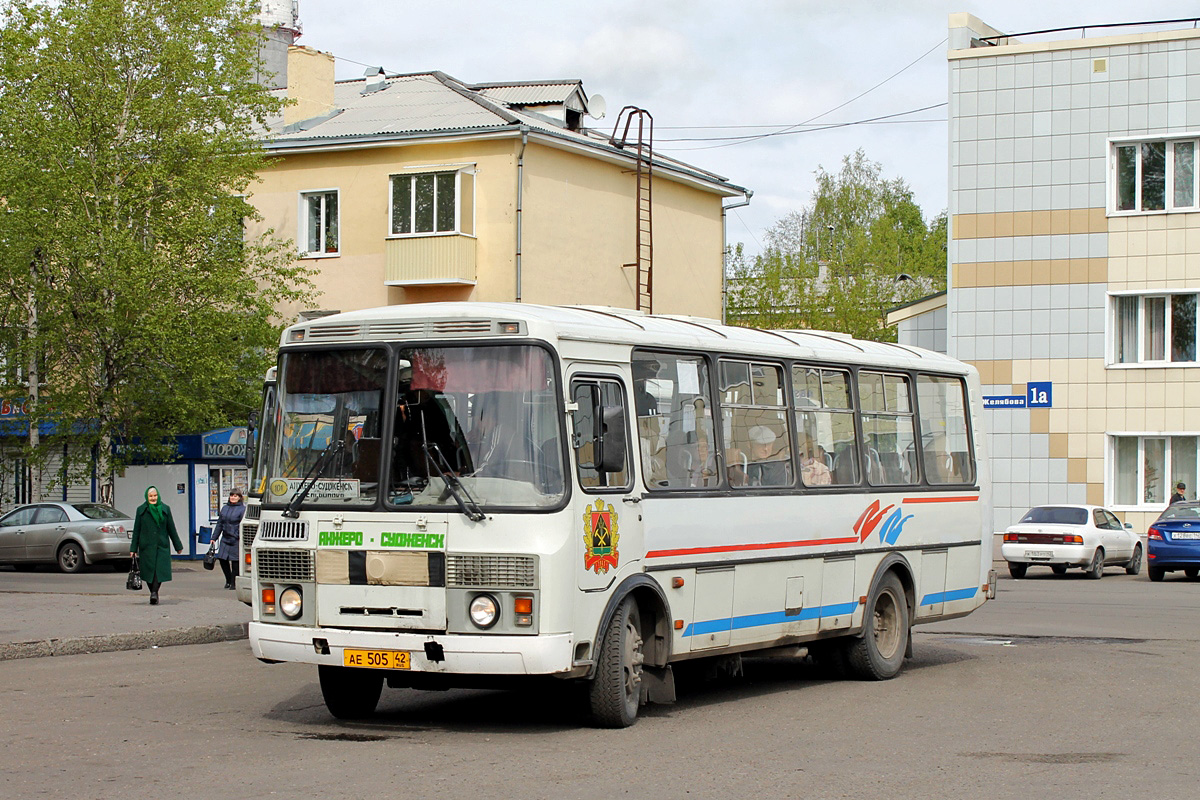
[
  {"left": 266, "top": 344, "right": 564, "bottom": 511},
  {"left": 391, "top": 345, "right": 564, "bottom": 510}
]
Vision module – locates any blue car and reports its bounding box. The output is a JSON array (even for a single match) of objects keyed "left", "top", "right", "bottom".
[{"left": 1147, "top": 501, "right": 1200, "bottom": 581}]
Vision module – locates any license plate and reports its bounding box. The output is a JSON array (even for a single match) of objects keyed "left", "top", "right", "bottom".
[
  {"left": 1171, "top": 531, "right": 1200, "bottom": 540},
  {"left": 1025, "top": 550, "right": 1053, "bottom": 558},
  {"left": 343, "top": 648, "right": 410, "bottom": 669}
]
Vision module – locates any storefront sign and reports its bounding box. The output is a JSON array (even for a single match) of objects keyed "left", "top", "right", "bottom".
[
  {"left": 201, "top": 427, "right": 248, "bottom": 459},
  {"left": 0, "top": 398, "right": 32, "bottom": 418}
]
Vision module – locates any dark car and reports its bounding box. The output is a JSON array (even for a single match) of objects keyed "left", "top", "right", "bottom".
[
  {"left": 0, "top": 502, "right": 134, "bottom": 573},
  {"left": 1147, "top": 501, "right": 1200, "bottom": 581}
]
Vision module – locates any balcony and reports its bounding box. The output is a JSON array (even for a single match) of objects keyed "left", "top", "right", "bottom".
[{"left": 385, "top": 234, "right": 476, "bottom": 286}]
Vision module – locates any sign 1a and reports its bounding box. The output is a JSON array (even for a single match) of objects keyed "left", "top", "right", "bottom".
[{"left": 1027, "top": 381, "right": 1052, "bottom": 408}]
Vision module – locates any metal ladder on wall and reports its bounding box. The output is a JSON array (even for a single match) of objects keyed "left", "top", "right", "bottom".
[{"left": 611, "top": 107, "right": 654, "bottom": 313}]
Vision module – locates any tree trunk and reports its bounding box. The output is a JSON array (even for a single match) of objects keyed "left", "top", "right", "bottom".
[{"left": 96, "top": 433, "right": 114, "bottom": 505}]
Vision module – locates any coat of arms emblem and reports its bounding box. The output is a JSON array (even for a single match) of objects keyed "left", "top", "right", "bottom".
[{"left": 583, "top": 498, "right": 620, "bottom": 574}]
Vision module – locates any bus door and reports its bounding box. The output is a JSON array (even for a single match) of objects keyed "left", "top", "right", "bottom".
[{"left": 569, "top": 372, "right": 640, "bottom": 593}]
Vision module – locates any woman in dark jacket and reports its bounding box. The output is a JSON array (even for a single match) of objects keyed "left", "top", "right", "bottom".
[
  {"left": 214, "top": 489, "right": 246, "bottom": 589},
  {"left": 129, "top": 486, "right": 183, "bottom": 605}
]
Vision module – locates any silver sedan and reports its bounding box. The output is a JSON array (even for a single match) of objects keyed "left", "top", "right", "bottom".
[{"left": 0, "top": 502, "right": 135, "bottom": 573}]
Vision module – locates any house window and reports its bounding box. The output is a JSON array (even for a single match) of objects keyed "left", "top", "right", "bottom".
[
  {"left": 1112, "top": 435, "right": 1198, "bottom": 507},
  {"left": 1111, "top": 293, "right": 1199, "bottom": 365},
  {"left": 299, "top": 190, "right": 339, "bottom": 256},
  {"left": 390, "top": 169, "right": 475, "bottom": 236},
  {"left": 1113, "top": 138, "right": 1199, "bottom": 213}
]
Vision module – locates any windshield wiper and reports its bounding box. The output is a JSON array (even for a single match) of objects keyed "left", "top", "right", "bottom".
[
  {"left": 282, "top": 438, "right": 345, "bottom": 518},
  {"left": 422, "top": 441, "right": 485, "bottom": 522}
]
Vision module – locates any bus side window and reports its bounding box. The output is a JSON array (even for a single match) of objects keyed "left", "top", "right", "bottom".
[
  {"left": 572, "top": 378, "right": 630, "bottom": 490},
  {"left": 634, "top": 352, "right": 715, "bottom": 489}
]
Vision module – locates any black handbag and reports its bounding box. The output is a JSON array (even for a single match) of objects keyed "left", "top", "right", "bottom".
[
  {"left": 126, "top": 556, "right": 142, "bottom": 591},
  {"left": 203, "top": 525, "right": 217, "bottom": 570}
]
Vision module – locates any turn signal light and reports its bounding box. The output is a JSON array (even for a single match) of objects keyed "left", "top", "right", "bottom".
[
  {"left": 1064, "top": 534, "right": 1083, "bottom": 544},
  {"left": 1003, "top": 533, "right": 1016, "bottom": 542},
  {"left": 261, "top": 586, "right": 276, "bottom": 615},
  {"left": 513, "top": 596, "right": 533, "bottom": 615},
  {"left": 1148, "top": 526, "right": 1163, "bottom": 541}
]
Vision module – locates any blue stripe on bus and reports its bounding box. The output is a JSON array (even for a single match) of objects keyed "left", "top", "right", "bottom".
[
  {"left": 683, "top": 601, "right": 861, "bottom": 637},
  {"left": 919, "top": 587, "right": 978, "bottom": 605}
]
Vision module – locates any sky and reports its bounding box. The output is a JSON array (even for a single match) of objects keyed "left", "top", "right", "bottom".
[{"left": 294, "top": 1, "right": 1200, "bottom": 256}]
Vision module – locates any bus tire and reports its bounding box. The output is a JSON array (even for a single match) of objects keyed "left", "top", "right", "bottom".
[
  {"left": 846, "top": 572, "right": 909, "bottom": 681},
  {"left": 318, "top": 665, "right": 383, "bottom": 719},
  {"left": 588, "top": 596, "right": 644, "bottom": 728}
]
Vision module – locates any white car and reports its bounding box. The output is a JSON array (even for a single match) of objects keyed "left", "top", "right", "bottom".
[{"left": 1001, "top": 504, "right": 1143, "bottom": 579}]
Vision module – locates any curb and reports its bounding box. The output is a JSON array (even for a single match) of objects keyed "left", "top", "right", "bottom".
[{"left": 0, "top": 622, "right": 249, "bottom": 662}]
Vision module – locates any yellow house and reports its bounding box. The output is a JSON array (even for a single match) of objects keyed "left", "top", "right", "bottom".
[{"left": 248, "top": 46, "right": 750, "bottom": 320}]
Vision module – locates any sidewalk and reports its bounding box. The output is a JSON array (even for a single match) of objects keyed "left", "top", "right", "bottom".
[{"left": 0, "top": 562, "right": 251, "bottom": 660}]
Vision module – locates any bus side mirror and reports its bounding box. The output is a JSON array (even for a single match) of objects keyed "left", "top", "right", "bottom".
[
  {"left": 245, "top": 411, "right": 259, "bottom": 468},
  {"left": 597, "top": 405, "right": 627, "bottom": 474}
]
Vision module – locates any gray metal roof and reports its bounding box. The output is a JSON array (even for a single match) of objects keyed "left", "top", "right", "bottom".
[
  {"left": 473, "top": 81, "right": 584, "bottom": 108},
  {"left": 263, "top": 71, "right": 744, "bottom": 195}
]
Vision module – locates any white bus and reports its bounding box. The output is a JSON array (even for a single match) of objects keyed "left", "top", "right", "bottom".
[
  {"left": 237, "top": 367, "right": 276, "bottom": 606},
  {"left": 247, "top": 303, "right": 995, "bottom": 727}
]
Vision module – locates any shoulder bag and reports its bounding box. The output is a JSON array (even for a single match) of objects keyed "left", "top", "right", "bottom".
[{"left": 126, "top": 556, "right": 142, "bottom": 591}]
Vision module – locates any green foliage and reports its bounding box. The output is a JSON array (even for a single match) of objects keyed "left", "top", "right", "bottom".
[
  {"left": 0, "top": 0, "right": 313, "bottom": 484},
  {"left": 727, "top": 150, "right": 946, "bottom": 341}
]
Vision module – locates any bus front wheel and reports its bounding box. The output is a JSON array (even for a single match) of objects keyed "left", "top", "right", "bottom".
[
  {"left": 318, "top": 665, "right": 383, "bottom": 719},
  {"left": 846, "top": 572, "right": 909, "bottom": 681},
  {"left": 588, "top": 596, "right": 644, "bottom": 728}
]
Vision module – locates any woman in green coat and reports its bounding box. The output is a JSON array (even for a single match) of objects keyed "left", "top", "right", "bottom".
[{"left": 129, "top": 486, "right": 183, "bottom": 605}]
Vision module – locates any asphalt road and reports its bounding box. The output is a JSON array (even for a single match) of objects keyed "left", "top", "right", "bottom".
[{"left": 1, "top": 567, "right": 1197, "bottom": 800}]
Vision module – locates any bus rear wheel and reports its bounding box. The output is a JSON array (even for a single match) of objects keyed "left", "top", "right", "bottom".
[
  {"left": 318, "top": 665, "right": 383, "bottom": 719},
  {"left": 588, "top": 596, "right": 644, "bottom": 728},
  {"left": 846, "top": 572, "right": 909, "bottom": 681}
]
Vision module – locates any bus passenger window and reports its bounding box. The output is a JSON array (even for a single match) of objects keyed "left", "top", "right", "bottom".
[
  {"left": 859, "top": 371, "right": 918, "bottom": 486},
  {"left": 916, "top": 375, "right": 974, "bottom": 485},
  {"left": 634, "top": 352, "right": 716, "bottom": 489},
  {"left": 792, "top": 366, "right": 860, "bottom": 486},
  {"left": 721, "top": 361, "right": 791, "bottom": 488}
]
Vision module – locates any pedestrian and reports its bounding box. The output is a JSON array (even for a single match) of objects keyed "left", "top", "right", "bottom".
[
  {"left": 129, "top": 486, "right": 183, "bottom": 605},
  {"left": 214, "top": 488, "right": 246, "bottom": 589},
  {"left": 1170, "top": 481, "right": 1188, "bottom": 504}
]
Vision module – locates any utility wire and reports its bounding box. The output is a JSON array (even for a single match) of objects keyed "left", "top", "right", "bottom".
[
  {"left": 660, "top": 103, "right": 947, "bottom": 150},
  {"left": 659, "top": 37, "right": 947, "bottom": 151}
]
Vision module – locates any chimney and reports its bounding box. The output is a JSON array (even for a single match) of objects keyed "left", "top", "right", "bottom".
[{"left": 284, "top": 45, "right": 335, "bottom": 126}]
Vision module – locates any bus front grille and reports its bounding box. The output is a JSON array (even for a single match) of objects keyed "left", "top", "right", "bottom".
[
  {"left": 241, "top": 523, "right": 258, "bottom": 549},
  {"left": 257, "top": 549, "right": 315, "bottom": 582},
  {"left": 259, "top": 520, "right": 309, "bottom": 541},
  {"left": 446, "top": 554, "right": 536, "bottom": 589}
]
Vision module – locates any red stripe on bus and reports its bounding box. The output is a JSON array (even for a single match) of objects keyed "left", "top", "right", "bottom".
[
  {"left": 646, "top": 536, "right": 860, "bottom": 559},
  {"left": 901, "top": 495, "right": 979, "bottom": 504}
]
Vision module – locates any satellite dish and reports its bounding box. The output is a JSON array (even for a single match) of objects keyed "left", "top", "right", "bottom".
[{"left": 587, "top": 94, "right": 607, "bottom": 120}]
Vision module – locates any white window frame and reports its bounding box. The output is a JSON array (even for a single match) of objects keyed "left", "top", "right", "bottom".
[
  {"left": 387, "top": 164, "right": 476, "bottom": 239},
  {"left": 298, "top": 188, "right": 340, "bottom": 258},
  {"left": 1107, "top": 290, "right": 1200, "bottom": 368},
  {"left": 1108, "top": 432, "right": 1200, "bottom": 511},
  {"left": 1109, "top": 135, "right": 1200, "bottom": 215}
]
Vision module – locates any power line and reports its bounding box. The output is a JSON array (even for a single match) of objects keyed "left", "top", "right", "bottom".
[{"left": 659, "top": 103, "right": 947, "bottom": 150}]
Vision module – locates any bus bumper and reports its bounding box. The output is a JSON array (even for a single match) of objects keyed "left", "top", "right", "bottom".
[{"left": 249, "top": 622, "right": 575, "bottom": 676}]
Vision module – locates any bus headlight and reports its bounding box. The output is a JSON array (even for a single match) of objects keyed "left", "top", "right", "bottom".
[
  {"left": 278, "top": 587, "right": 303, "bottom": 620},
  {"left": 468, "top": 594, "right": 499, "bottom": 629}
]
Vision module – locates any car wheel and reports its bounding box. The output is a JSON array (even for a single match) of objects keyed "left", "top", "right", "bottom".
[
  {"left": 1125, "top": 545, "right": 1143, "bottom": 576},
  {"left": 1086, "top": 548, "right": 1105, "bottom": 580},
  {"left": 588, "top": 596, "right": 645, "bottom": 728},
  {"left": 318, "top": 665, "right": 383, "bottom": 719},
  {"left": 1051, "top": 564, "right": 1068, "bottom": 575},
  {"left": 1148, "top": 565, "right": 1165, "bottom": 582},
  {"left": 56, "top": 542, "right": 84, "bottom": 574},
  {"left": 1185, "top": 567, "right": 1199, "bottom": 579},
  {"left": 845, "top": 572, "right": 909, "bottom": 681},
  {"left": 1007, "top": 562, "right": 1028, "bottom": 579}
]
